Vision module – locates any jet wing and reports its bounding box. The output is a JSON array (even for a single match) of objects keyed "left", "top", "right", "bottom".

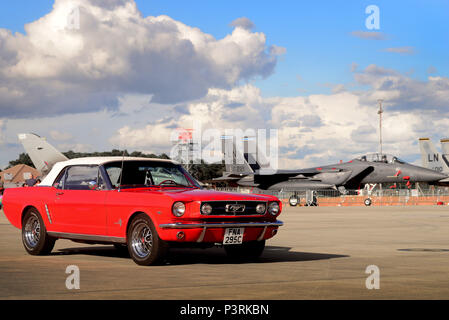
[{"left": 343, "top": 166, "right": 375, "bottom": 188}]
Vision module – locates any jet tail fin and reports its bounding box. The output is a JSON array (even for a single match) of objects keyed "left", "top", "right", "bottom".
[
  {"left": 221, "top": 135, "right": 276, "bottom": 176},
  {"left": 419, "top": 138, "right": 448, "bottom": 174},
  {"left": 18, "top": 133, "right": 68, "bottom": 176},
  {"left": 221, "top": 136, "right": 254, "bottom": 175},
  {"left": 243, "top": 136, "right": 276, "bottom": 174}
]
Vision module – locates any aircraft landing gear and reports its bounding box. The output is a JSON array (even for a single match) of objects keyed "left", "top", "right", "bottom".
[
  {"left": 305, "top": 190, "right": 318, "bottom": 206},
  {"left": 289, "top": 195, "right": 300, "bottom": 206}
]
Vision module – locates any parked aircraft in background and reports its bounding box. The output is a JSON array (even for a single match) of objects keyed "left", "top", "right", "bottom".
[
  {"left": 216, "top": 137, "right": 448, "bottom": 196},
  {"left": 16, "top": 133, "right": 449, "bottom": 206}
]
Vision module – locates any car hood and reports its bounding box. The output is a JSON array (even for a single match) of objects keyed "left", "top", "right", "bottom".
[{"left": 123, "top": 188, "right": 278, "bottom": 202}]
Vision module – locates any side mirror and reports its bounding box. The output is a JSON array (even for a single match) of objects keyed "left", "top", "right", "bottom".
[{"left": 88, "top": 181, "right": 98, "bottom": 190}]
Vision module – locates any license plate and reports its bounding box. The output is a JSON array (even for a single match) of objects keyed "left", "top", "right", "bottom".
[{"left": 223, "top": 228, "right": 244, "bottom": 245}]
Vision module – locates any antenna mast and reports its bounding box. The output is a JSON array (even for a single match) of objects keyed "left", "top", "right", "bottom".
[{"left": 377, "top": 99, "right": 384, "bottom": 155}]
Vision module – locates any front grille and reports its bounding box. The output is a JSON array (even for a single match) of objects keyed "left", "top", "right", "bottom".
[{"left": 201, "top": 201, "right": 267, "bottom": 216}]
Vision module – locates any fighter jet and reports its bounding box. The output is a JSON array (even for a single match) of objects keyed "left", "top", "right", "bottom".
[{"left": 216, "top": 137, "right": 448, "bottom": 193}]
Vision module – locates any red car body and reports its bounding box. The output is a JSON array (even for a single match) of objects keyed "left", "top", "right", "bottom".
[
  {"left": 2, "top": 157, "right": 283, "bottom": 265},
  {"left": 3, "top": 186, "right": 283, "bottom": 243}
]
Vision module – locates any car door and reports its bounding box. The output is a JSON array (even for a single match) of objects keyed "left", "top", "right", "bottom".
[{"left": 52, "top": 165, "right": 107, "bottom": 235}]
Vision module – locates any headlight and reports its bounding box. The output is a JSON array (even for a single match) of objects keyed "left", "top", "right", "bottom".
[
  {"left": 256, "top": 203, "right": 266, "bottom": 214},
  {"left": 268, "top": 202, "right": 280, "bottom": 216},
  {"left": 172, "top": 202, "right": 186, "bottom": 217},
  {"left": 201, "top": 203, "right": 213, "bottom": 215}
]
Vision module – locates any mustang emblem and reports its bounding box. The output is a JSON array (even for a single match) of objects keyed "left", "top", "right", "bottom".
[{"left": 225, "top": 204, "right": 246, "bottom": 213}]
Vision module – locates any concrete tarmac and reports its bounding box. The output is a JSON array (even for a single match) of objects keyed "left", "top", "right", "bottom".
[{"left": 1, "top": 205, "right": 449, "bottom": 300}]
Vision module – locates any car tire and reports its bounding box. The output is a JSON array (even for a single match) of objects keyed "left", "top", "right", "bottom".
[
  {"left": 364, "top": 198, "right": 372, "bottom": 206},
  {"left": 22, "top": 208, "right": 56, "bottom": 256},
  {"left": 224, "top": 240, "right": 266, "bottom": 261},
  {"left": 127, "top": 213, "right": 168, "bottom": 266}
]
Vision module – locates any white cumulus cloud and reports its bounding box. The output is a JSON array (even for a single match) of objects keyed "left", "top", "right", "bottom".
[{"left": 0, "top": 0, "right": 281, "bottom": 118}]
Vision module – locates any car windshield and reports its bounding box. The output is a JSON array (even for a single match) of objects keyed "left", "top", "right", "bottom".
[{"left": 104, "top": 161, "right": 199, "bottom": 189}]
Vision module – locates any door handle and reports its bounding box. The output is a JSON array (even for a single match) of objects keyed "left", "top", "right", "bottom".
[{"left": 56, "top": 192, "right": 64, "bottom": 196}]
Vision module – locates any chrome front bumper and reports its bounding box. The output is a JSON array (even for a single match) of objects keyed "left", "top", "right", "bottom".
[{"left": 159, "top": 220, "right": 284, "bottom": 243}]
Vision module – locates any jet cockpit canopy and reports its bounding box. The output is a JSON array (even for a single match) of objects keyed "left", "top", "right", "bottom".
[{"left": 356, "top": 153, "right": 406, "bottom": 164}]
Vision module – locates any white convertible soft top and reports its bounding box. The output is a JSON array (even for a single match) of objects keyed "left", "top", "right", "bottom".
[{"left": 39, "top": 157, "right": 177, "bottom": 187}]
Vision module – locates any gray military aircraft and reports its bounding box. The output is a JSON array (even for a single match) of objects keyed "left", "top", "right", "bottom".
[{"left": 216, "top": 137, "right": 448, "bottom": 195}]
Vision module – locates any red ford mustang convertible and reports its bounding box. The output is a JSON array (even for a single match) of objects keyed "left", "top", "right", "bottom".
[{"left": 2, "top": 157, "right": 283, "bottom": 265}]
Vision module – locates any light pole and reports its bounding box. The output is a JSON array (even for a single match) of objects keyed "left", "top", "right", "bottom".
[{"left": 377, "top": 99, "right": 384, "bottom": 155}]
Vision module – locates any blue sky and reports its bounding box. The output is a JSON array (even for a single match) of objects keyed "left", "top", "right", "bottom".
[
  {"left": 1, "top": 0, "right": 447, "bottom": 97},
  {"left": 0, "top": 0, "right": 448, "bottom": 169}
]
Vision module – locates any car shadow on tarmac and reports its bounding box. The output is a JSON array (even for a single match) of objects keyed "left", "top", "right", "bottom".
[{"left": 54, "top": 245, "right": 349, "bottom": 265}]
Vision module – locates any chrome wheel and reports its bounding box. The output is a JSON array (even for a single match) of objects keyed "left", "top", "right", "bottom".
[
  {"left": 127, "top": 213, "right": 168, "bottom": 266},
  {"left": 24, "top": 214, "right": 41, "bottom": 249},
  {"left": 131, "top": 222, "right": 153, "bottom": 259},
  {"left": 22, "top": 209, "right": 56, "bottom": 256}
]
